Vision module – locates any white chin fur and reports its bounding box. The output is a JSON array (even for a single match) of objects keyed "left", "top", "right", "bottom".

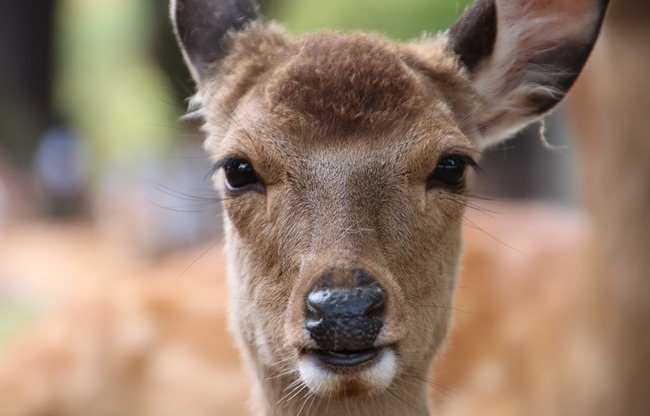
[{"left": 298, "top": 348, "right": 397, "bottom": 399}]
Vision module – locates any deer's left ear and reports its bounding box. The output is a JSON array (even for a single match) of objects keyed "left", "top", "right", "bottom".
[
  {"left": 448, "top": 0, "right": 609, "bottom": 147},
  {"left": 171, "top": 0, "right": 259, "bottom": 86}
]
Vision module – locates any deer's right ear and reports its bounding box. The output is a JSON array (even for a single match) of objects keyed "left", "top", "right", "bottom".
[{"left": 171, "top": 0, "right": 259, "bottom": 85}]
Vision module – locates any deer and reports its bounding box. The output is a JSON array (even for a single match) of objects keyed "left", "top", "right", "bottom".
[{"left": 170, "top": 0, "right": 609, "bottom": 414}]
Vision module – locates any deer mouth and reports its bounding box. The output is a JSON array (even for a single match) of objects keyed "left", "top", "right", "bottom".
[
  {"left": 309, "top": 347, "right": 381, "bottom": 368},
  {"left": 297, "top": 345, "right": 398, "bottom": 400}
]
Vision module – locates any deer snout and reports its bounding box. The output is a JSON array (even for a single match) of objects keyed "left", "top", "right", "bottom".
[
  {"left": 305, "top": 286, "right": 385, "bottom": 351},
  {"left": 305, "top": 272, "right": 385, "bottom": 356}
]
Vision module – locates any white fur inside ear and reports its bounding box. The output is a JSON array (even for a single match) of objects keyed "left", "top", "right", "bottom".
[{"left": 470, "top": 0, "right": 601, "bottom": 147}]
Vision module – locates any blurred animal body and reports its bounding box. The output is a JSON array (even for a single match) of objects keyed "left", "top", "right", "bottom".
[{"left": 170, "top": 0, "right": 608, "bottom": 414}]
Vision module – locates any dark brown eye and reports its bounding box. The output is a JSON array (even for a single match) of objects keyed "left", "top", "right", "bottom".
[
  {"left": 223, "top": 158, "right": 262, "bottom": 192},
  {"left": 427, "top": 155, "right": 474, "bottom": 190}
]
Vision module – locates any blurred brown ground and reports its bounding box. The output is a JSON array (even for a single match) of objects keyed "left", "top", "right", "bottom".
[{"left": 0, "top": 223, "right": 245, "bottom": 415}]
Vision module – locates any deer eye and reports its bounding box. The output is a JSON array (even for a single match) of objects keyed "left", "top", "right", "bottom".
[
  {"left": 427, "top": 155, "right": 475, "bottom": 190},
  {"left": 223, "top": 158, "right": 262, "bottom": 192}
]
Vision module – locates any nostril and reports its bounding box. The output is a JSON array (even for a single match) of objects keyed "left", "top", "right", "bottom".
[
  {"left": 365, "top": 286, "right": 385, "bottom": 315},
  {"left": 306, "top": 290, "right": 330, "bottom": 318},
  {"left": 307, "top": 290, "right": 331, "bottom": 308}
]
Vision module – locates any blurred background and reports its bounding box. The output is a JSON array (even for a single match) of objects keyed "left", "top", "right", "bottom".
[
  {"left": 0, "top": 0, "right": 578, "bottom": 237},
  {"left": 1, "top": 0, "right": 648, "bottom": 415}
]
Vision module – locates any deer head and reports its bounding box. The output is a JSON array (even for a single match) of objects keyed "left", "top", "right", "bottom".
[{"left": 171, "top": 0, "right": 608, "bottom": 414}]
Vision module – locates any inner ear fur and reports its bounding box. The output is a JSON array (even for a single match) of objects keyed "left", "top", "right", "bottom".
[{"left": 448, "top": 0, "right": 610, "bottom": 147}]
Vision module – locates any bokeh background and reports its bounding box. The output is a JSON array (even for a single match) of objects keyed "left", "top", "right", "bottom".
[
  {"left": 1, "top": 0, "right": 648, "bottom": 415},
  {"left": 0, "top": 0, "right": 578, "bottom": 234}
]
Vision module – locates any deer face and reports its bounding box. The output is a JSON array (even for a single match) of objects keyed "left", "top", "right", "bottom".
[
  {"left": 205, "top": 31, "right": 479, "bottom": 400},
  {"left": 171, "top": 0, "right": 608, "bottom": 411}
]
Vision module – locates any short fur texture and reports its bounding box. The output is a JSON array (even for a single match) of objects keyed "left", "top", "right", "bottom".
[{"left": 171, "top": 1, "right": 609, "bottom": 414}]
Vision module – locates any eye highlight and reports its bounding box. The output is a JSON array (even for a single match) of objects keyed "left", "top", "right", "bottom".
[
  {"left": 215, "top": 158, "right": 263, "bottom": 192},
  {"left": 427, "top": 154, "right": 477, "bottom": 190}
]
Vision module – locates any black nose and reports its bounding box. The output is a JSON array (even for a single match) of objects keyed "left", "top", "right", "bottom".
[{"left": 305, "top": 269, "right": 385, "bottom": 352}]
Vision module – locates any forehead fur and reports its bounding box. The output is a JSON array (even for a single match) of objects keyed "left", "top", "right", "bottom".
[
  {"left": 263, "top": 33, "right": 429, "bottom": 136},
  {"left": 201, "top": 25, "right": 476, "bottom": 148}
]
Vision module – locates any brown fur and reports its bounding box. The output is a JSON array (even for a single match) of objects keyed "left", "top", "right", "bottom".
[
  {"left": 172, "top": 1, "right": 609, "bottom": 414},
  {"left": 266, "top": 33, "right": 430, "bottom": 135},
  {"left": 0, "top": 12, "right": 642, "bottom": 413},
  {"left": 201, "top": 28, "right": 476, "bottom": 415}
]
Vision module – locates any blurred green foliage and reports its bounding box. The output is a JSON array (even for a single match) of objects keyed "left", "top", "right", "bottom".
[
  {"left": 55, "top": 0, "right": 179, "bottom": 166},
  {"left": 0, "top": 303, "right": 40, "bottom": 351},
  {"left": 267, "top": 0, "right": 472, "bottom": 39},
  {"left": 53, "top": 0, "right": 472, "bottom": 168}
]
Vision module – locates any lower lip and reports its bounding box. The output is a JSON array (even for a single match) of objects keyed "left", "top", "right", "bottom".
[
  {"left": 308, "top": 347, "right": 382, "bottom": 367},
  {"left": 297, "top": 346, "right": 398, "bottom": 398}
]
